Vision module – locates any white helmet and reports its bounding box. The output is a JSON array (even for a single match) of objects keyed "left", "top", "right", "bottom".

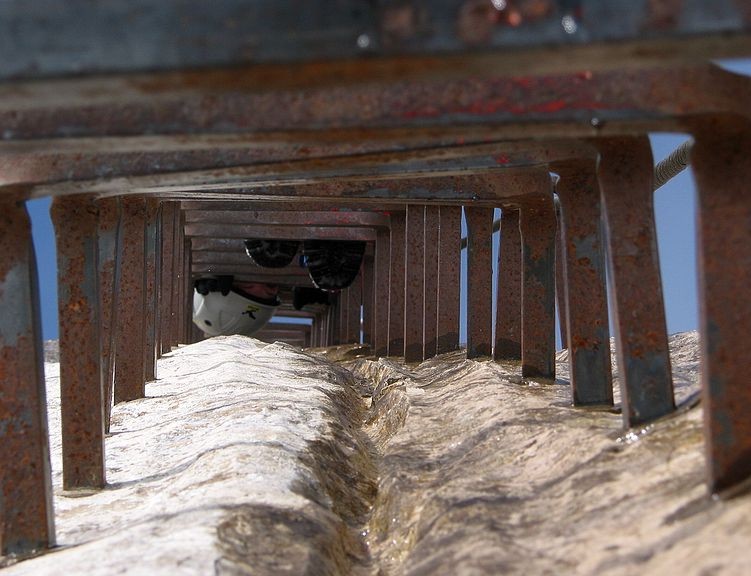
[{"left": 192, "top": 278, "right": 279, "bottom": 337}]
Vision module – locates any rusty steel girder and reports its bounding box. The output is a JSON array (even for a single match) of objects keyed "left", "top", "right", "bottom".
[
  {"left": 494, "top": 209, "right": 522, "bottom": 361},
  {"left": 0, "top": 199, "right": 54, "bottom": 556},
  {"left": 51, "top": 195, "right": 106, "bottom": 491}
]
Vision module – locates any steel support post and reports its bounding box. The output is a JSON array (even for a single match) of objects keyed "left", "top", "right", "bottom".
[
  {"left": 335, "top": 294, "right": 343, "bottom": 345},
  {"left": 691, "top": 117, "right": 751, "bottom": 494},
  {"left": 362, "top": 256, "right": 374, "bottom": 346},
  {"left": 436, "top": 206, "right": 461, "bottom": 355},
  {"left": 404, "top": 205, "right": 426, "bottom": 363},
  {"left": 182, "top": 235, "right": 191, "bottom": 344},
  {"left": 423, "top": 206, "right": 440, "bottom": 360},
  {"left": 346, "top": 272, "right": 362, "bottom": 343},
  {"left": 0, "top": 199, "right": 54, "bottom": 555},
  {"left": 465, "top": 207, "right": 494, "bottom": 358},
  {"left": 387, "top": 212, "right": 406, "bottom": 357},
  {"left": 52, "top": 194, "right": 106, "bottom": 490},
  {"left": 555, "top": 161, "right": 613, "bottom": 405},
  {"left": 494, "top": 209, "right": 522, "bottom": 361},
  {"left": 339, "top": 288, "right": 348, "bottom": 343},
  {"left": 170, "top": 206, "right": 183, "bottom": 348},
  {"left": 158, "top": 202, "right": 176, "bottom": 355},
  {"left": 555, "top": 202, "right": 569, "bottom": 350},
  {"left": 143, "top": 198, "right": 159, "bottom": 380},
  {"left": 374, "top": 229, "right": 390, "bottom": 357},
  {"left": 519, "top": 195, "right": 557, "bottom": 379},
  {"left": 114, "top": 196, "right": 147, "bottom": 403},
  {"left": 97, "top": 197, "right": 120, "bottom": 433},
  {"left": 598, "top": 136, "right": 674, "bottom": 426}
]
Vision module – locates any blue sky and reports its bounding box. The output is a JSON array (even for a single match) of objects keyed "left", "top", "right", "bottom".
[{"left": 28, "top": 59, "right": 751, "bottom": 344}]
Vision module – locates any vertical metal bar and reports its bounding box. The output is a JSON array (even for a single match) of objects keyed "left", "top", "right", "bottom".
[
  {"left": 555, "top": 201, "right": 569, "bottom": 350},
  {"left": 374, "top": 229, "right": 390, "bottom": 357},
  {"left": 182, "top": 234, "right": 191, "bottom": 344},
  {"left": 494, "top": 209, "right": 522, "bottom": 361},
  {"left": 0, "top": 198, "right": 55, "bottom": 555},
  {"left": 143, "top": 198, "right": 159, "bottom": 380},
  {"left": 464, "top": 206, "right": 494, "bottom": 358},
  {"left": 597, "top": 136, "right": 674, "bottom": 426},
  {"left": 362, "top": 255, "right": 374, "bottom": 346},
  {"left": 170, "top": 205, "right": 182, "bottom": 348},
  {"left": 347, "top": 271, "right": 362, "bottom": 343},
  {"left": 97, "top": 197, "right": 120, "bottom": 433},
  {"left": 158, "top": 202, "right": 176, "bottom": 355},
  {"left": 339, "top": 287, "right": 348, "bottom": 342},
  {"left": 404, "top": 205, "right": 426, "bottom": 363},
  {"left": 423, "top": 206, "right": 440, "bottom": 360},
  {"left": 691, "top": 118, "right": 751, "bottom": 494},
  {"left": 52, "top": 194, "right": 106, "bottom": 490},
  {"left": 331, "top": 293, "right": 341, "bottom": 345},
  {"left": 114, "top": 196, "right": 147, "bottom": 403},
  {"left": 436, "top": 206, "right": 461, "bottom": 355},
  {"left": 519, "top": 194, "right": 557, "bottom": 379},
  {"left": 555, "top": 160, "right": 613, "bottom": 405},
  {"left": 387, "top": 211, "right": 406, "bottom": 357}
]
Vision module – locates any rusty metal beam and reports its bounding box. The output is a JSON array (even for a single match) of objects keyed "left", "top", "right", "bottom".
[
  {"left": 598, "top": 136, "right": 674, "bottom": 426},
  {"left": 691, "top": 117, "right": 751, "bottom": 495},
  {"left": 0, "top": 198, "right": 54, "bottom": 555},
  {"left": 494, "top": 209, "right": 522, "bottom": 361},
  {"left": 346, "top": 273, "right": 362, "bottom": 344},
  {"left": 519, "top": 194, "right": 557, "bottom": 379},
  {"left": 184, "top": 222, "right": 377, "bottom": 242},
  {"left": 97, "top": 197, "right": 120, "bottom": 433},
  {"left": 387, "top": 212, "right": 406, "bottom": 357},
  {"left": 404, "top": 205, "right": 426, "bottom": 363},
  {"left": 158, "top": 202, "right": 176, "bottom": 355},
  {"left": 436, "top": 206, "right": 461, "bottom": 355},
  {"left": 143, "top": 198, "right": 159, "bottom": 381},
  {"left": 555, "top": 160, "right": 612, "bottom": 405},
  {"left": 2, "top": 1, "right": 749, "bottom": 82},
  {"left": 7, "top": 65, "right": 751, "bottom": 149},
  {"left": 113, "top": 196, "right": 147, "bottom": 403},
  {"left": 465, "top": 206, "right": 494, "bottom": 359},
  {"left": 423, "top": 206, "right": 440, "bottom": 360},
  {"left": 184, "top": 209, "right": 390, "bottom": 228},
  {"left": 362, "top": 256, "right": 374, "bottom": 346},
  {"left": 51, "top": 194, "right": 106, "bottom": 490},
  {"left": 374, "top": 229, "right": 390, "bottom": 357}
]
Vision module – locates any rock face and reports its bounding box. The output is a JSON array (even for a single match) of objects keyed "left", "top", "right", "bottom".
[{"left": 3, "top": 332, "right": 750, "bottom": 575}]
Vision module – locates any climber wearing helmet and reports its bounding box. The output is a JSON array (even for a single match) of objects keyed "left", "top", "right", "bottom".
[{"left": 192, "top": 276, "right": 280, "bottom": 337}]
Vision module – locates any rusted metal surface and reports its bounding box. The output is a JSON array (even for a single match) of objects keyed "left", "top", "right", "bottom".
[
  {"left": 388, "top": 212, "right": 406, "bottom": 357},
  {"left": 347, "top": 272, "right": 363, "bottom": 344},
  {"left": 51, "top": 194, "right": 106, "bottom": 490},
  {"left": 404, "top": 205, "right": 426, "bottom": 363},
  {"left": 554, "top": 201, "right": 568, "bottom": 350},
  {"left": 143, "top": 198, "right": 159, "bottom": 381},
  {"left": 185, "top": 223, "right": 377, "bottom": 242},
  {"left": 0, "top": 199, "right": 54, "bottom": 555},
  {"left": 464, "top": 207, "right": 494, "bottom": 359},
  {"left": 113, "top": 196, "right": 147, "bottom": 403},
  {"left": 362, "top": 256, "right": 374, "bottom": 346},
  {"left": 184, "top": 209, "right": 390, "bottom": 228},
  {"left": 597, "top": 136, "right": 674, "bottom": 426},
  {"left": 6, "top": 64, "right": 751, "bottom": 147},
  {"left": 374, "top": 229, "right": 391, "bottom": 357},
  {"left": 436, "top": 206, "right": 461, "bottom": 355},
  {"left": 158, "top": 202, "right": 176, "bottom": 355},
  {"left": 691, "top": 117, "right": 751, "bottom": 495},
  {"left": 519, "top": 194, "right": 557, "bottom": 379},
  {"left": 171, "top": 207, "right": 184, "bottom": 348},
  {"left": 555, "top": 161, "right": 612, "bottom": 406},
  {"left": 182, "top": 236, "right": 192, "bottom": 344},
  {"left": 2, "top": 0, "right": 748, "bottom": 82},
  {"left": 97, "top": 197, "right": 120, "bottom": 433},
  {"left": 494, "top": 209, "right": 522, "bottom": 361},
  {"left": 423, "top": 206, "right": 440, "bottom": 360}
]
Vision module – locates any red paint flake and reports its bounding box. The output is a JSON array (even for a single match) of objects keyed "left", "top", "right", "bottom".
[
  {"left": 576, "top": 70, "right": 593, "bottom": 81},
  {"left": 495, "top": 154, "right": 510, "bottom": 165},
  {"left": 513, "top": 76, "right": 534, "bottom": 89},
  {"left": 456, "top": 137, "right": 466, "bottom": 145},
  {"left": 531, "top": 100, "right": 568, "bottom": 113}
]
